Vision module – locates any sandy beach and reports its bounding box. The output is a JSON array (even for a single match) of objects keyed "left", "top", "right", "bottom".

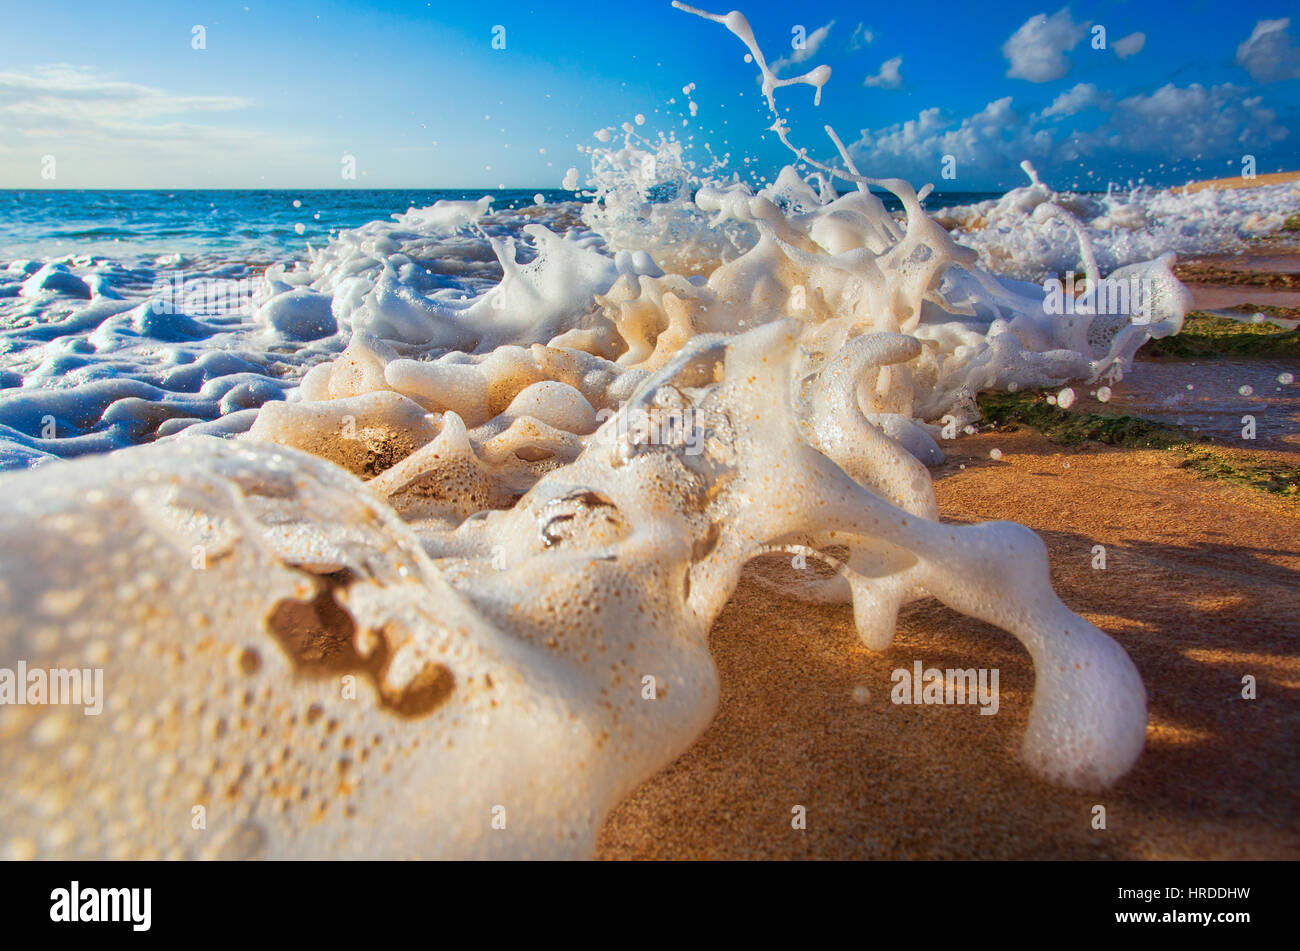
[
  {"left": 1181, "top": 170, "right": 1300, "bottom": 194},
  {"left": 598, "top": 426, "right": 1300, "bottom": 859}
]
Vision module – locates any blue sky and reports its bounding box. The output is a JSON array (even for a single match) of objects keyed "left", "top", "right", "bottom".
[{"left": 0, "top": 0, "right": 1297, "bottom": 190}]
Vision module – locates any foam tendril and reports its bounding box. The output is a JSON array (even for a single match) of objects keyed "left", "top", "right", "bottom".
[{"left": 0, "top": 2, "right": 1162, "bottom": 859}]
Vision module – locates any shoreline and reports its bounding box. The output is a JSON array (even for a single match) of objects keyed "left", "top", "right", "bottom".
[{"left": 1180, "top": 170, "right": 1300, "bottom": 194}]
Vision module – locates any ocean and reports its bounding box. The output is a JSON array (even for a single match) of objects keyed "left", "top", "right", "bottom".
[
  {"left": 0, "top": 189, "right": 578, "bottom": 263},
  {"left": 0, "top": 187, "right": 1005, "bottom": 262}
]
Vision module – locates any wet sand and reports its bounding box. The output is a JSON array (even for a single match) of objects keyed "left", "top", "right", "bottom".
[
  {"left": 1176, "top": 246, "right": 1300, "bottom": 312},
  {"left": 596, "top": 429, "right": 1300, "bottom": 860},
  {"left": 1101, "top": 358, "right": 1300, "bottom": 448},
  {"left": 1183, "top": 285, "right": 1300, "bottom": 311}
]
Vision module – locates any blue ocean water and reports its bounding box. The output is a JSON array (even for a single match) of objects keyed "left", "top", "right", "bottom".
[
  {"left": 0, "top": 189, "right": 586, "bottom": 263},
  {"left": 0, "top": 188, "right": 1004, "bottom": 264}
]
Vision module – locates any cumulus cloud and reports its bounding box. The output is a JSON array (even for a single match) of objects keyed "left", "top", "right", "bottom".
[
  {"left": 1105, "top": 83, "right": 1285, "bottom": 157},
  {"left": 771, "top": 21, "right": 835, "bottom": 75},
  {"left": 1112, "top": 32, "right": 1146, "bottom": 60},
  {"left": 850, "top": 97, "right": 1036, "bottom": 181},
  {"left": 1235, "top": 18, "right": 1300, "bottom": 83},
  {"left": 1002, "top": 8, "right": 1089, "bottom": 82},
  {"left": 863, "top": 56, "right": 903, "bottom": 89},
  {"left": 1039, "top": 82, "right": 1108, "bottom": 118},
  {"left": 849, "top": 22, "right": 874, "bottom": 50},
  {"left": 846, "top": 82, "right": 1287, "bottom": 186}
]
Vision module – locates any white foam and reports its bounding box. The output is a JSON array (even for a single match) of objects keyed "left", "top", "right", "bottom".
[
  {"left": 933, "top": 174, "right": 1300, "bottom": 281},
  {"left": 0, "top": 2, "right": 1177, "bottom": 859}
]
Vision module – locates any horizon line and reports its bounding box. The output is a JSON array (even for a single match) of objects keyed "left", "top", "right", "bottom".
[{"left": 0, "top": 185, "right": 1051, "bottom": 195}]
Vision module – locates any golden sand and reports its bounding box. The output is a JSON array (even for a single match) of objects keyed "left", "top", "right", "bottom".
[
  {"left": 1181, "top": 170, "right": 1300, "bottom": 194},
  {"left": 597, "top": 429, "right": 1300, "bottom": 859}
]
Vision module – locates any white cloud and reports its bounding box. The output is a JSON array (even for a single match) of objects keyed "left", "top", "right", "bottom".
[
  {"left": 1106, "top": 83, "right": 1286, "bottom": 156},
  {"left": 1235, "top": 18, "right": 1300, "bottom": 83},
  {"left": 846, "top": 82, "right": 1288, "bottom": 186},
  {"left": 849, "top": 22, "right": 874, "bottom": 50},
  {"left": 1113, "top": 32, "right": 1146, "bottom": 60},
  {"left": 1002, "top": 8, "right": 1089, "bottom": 83},
  {"left": 771, "top": 21, "right": 835, "bottom": 75},
  {"left": 1039, "top": 82, "right": 1107, "bottom": 118},
  {"left": 850, "top": 97, "right": 1037, "bottom": 181},
  {"left": 0, "top": 65, "right": 249, "bottom": 119},
  {"left": 0, "top": 65, "right": 317, "bottom": 187},
  {"left": 863, "top": 56, "right": 903, "bottom": 89}
]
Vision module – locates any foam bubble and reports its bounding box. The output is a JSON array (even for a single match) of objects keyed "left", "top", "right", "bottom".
[{"left": 0, "top": 1, "right": 1157, "bottom": 858}]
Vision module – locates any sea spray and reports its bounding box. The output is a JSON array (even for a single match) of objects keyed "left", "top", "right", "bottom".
[{"left": 0, "top": 2, "right": 1168, "bottom": 859}]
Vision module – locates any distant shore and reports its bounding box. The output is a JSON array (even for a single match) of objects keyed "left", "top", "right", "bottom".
[{"left": 1181, "top": 170, "right": 1300, "bottom": 194}]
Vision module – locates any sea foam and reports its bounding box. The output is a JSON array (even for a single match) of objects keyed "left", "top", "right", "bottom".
[{"left": 0, "top": 1, "right": 1225, "bottom": 859}]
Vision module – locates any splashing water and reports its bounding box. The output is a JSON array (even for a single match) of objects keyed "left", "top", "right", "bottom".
[
  {"left": 933, "top": 175, "right": 1300, "bottom": 282},
  {"left": 0, "top": 2, "right": 1170, "bottom": 859}
]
